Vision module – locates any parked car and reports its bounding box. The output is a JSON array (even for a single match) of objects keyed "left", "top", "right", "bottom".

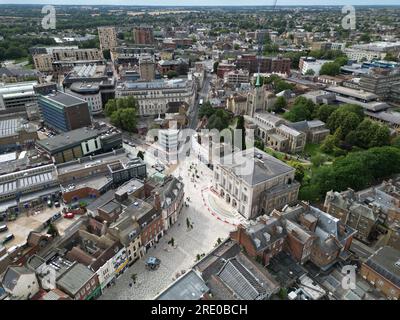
[
  {"left": 51, "top": 212, "right": 62, "bottom": 222},
  {"left": 0, "top": 224, "right": 8, "bottom": 233},
  {"left": 2, "top": 234, "right": 14, "bottom": 244},
  {"left": 63, "top": 212, "right": 74, "bottom": 219},
  {"left": 54, "top": 201, "right": 60, "bottom": 208},
  {"left": 47, "top": 199, "right": 52, "bottom": 207}
]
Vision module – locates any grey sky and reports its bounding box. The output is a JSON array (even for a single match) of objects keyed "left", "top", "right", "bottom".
[{"left": 1, "top": 1, "right": 399, "bottom": 6}]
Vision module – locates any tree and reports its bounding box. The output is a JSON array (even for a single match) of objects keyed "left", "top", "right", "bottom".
[
  {"left": 198, "top": 101, "right": 215, "bottom": 119},
  {"left": 104, "top": 99, "right": 117, "bottom": 117},
  {"left": 207, "top": 109, "right": 230, "bottom": 131},
  {"left": 283, "top": 97, "right": 315, "bottom": 122},
  {"left": 305, "top": 69, "right": 315, "bottom": 76},
  {"left": 110, "top": 108, "right": 137, "bottom": 132},
  {"left": 320, "top": 62, "right": 341, "bottom": 76},
  {"left": 311, "top": 154, "right": 326, "bottom": 167},
  {"left": 327, "top": 106, "right": 364, "bottom": 137},
  {"left": 213, "top": 61, "right": 219, "bottom": 73},
  {"left": 313, "top": 104, "right": 336, "bottom": 122},
  {"left": 137, "top": 151, "right": 144, "bottom": 160},
  {"left": 272, "top": 96, "right": 287, "bottom": 113},
  {"left": 102, "top": 49, "right": 111, "bottom": 60},
  {"left": 288, "top": 161, "right": 305, "bottom": 183},
  {"left": 167, "top": 70, "right": 178, "bottom": 79},
  {"left": 320, "top": 134, "right": 338, "bottom": 154},
  {"left": 107, "top": 97, "right": 138, "bottom": 132},
  {"left": 254, "top": 139, "right": 265, "bottom": 150},
  {"left": 334, "top": 56, "right": 348, "bottom": 66},
  {"left": 308, "top": 146, "right": 400, "bottom": 201},
  {"left": 47, "top": 223, "right": 59, "bottom": 238},
  {"left": 360, "top": 33, "right": 371, "bottom": 43}
]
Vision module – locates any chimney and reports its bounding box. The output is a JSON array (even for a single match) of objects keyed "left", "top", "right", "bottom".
[{"left": 154, "top": 192, "right": 161, "bottom": 211}]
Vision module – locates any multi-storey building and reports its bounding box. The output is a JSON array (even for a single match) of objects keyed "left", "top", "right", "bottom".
[
  {"left": 232, "top": 201, "right": 357, "bottom": 271},
  {"left": 235, "top": 55, "right": 291, "bottom": 75},
  {"left": 0, "top": 117, "right": 38, "bottom": 153},
  {"left": 324, "top": 179, "right": 400, "bottom": 245},
  {"left": 37, "top": 91, "right": 92, "bottom": 132},
  {"left": 224, "top": 69, "right": 249, "bottom": 87},
  {"left": 0, "top": 164, "right": 60, "bottom": 219},
  {"left": 299, "top": 57, "right": 333, "bottom": 76},
  {"left": 360, "top": 246, "right": 400, "bottom": 300},
  {"left": 133, "top": 25, "right": 154, "bottom": 45},
  {"left": 115, "top": 78, "right": 195, "bottom": 116},
  {"left": 98, "top": 26, "right": 118, "bottom": 52},
  {"left": 33, "top": 48, "right": 103, "bottom": 73},
  {"left": 344, "top": 42, "right": 400, "bottom": 62},
  {"left": 213, "top": 147, "right": 300, "bottom": 220},
  {"left": 359, "top": 67, "right": 400, "bottom": 101},
  {"left": 139, "top": 55, "right": 156, "bottom": 81},
  {"left": 0, "top": 81, "right": 38, "bottom": 117}
]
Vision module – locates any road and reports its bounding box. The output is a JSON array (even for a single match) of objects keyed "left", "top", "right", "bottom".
[{"left": 188, "top": 72, "right": 212, "bottom": 130}]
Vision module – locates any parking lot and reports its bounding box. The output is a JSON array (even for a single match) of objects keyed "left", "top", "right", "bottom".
[{"left": 1, "top": 204, "right": 79, "bottom": 249}]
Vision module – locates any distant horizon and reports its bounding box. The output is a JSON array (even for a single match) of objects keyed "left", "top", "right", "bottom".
[{"left": 1, "top": 1, "right": 400, "bottom": 7}]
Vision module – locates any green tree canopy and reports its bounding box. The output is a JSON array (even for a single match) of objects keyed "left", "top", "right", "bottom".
[{"left": 320, "top": 62, "right": 341, "bottom": 76}]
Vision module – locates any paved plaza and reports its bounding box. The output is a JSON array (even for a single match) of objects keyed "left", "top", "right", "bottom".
[{"left": 99, "top": 155, "right": 235, "bottom": 300}]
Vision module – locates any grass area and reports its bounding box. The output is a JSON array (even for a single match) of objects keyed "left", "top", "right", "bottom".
[
  {"left": 13, "top": 56, "right": 29, "bottom": 64},
  {"left": 302, "top": 143, "right": 334, "bottom": 161}
]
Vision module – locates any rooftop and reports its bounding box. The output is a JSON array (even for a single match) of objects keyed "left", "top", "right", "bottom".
[
  {"left": 36, "top": 127, "right": 107, "bottom": 153},
  {"left": 156, "top": 270, "right": 209, "bottom": 300},
  {"left": 56, "top": 262, "right": 95, "bottom": 296},
  {"left": 218, "top": 147, "right": 295, "bottom": 186},
  {"left": 364, "top": 246, "right": 400, "bottom": 288},
  {"left": 40, "top": 91, "right": 87, "bottom": 107}
]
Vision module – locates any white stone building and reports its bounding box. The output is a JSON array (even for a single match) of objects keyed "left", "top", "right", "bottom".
[{"left": 213, "top": 147, "right": 300, "bottom": 220}]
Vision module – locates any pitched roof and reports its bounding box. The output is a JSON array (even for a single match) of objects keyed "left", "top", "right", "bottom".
[
  {"left": 218, "top": 147, "right": 295, "bottom": 186},
  {"left": 2, "top": 266, "right": 35, "bottom": 292},
  {"left": 56, "top": 263, "right": 95, "bottom": 296}
]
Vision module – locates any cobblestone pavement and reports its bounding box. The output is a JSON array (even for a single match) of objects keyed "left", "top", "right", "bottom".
[{"left": 99, "top": 155, "right": 235, "bottom": 300}]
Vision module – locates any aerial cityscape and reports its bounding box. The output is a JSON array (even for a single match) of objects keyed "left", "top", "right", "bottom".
[{"left": 0, "top": 2, "right": 399, "bottom": 305}]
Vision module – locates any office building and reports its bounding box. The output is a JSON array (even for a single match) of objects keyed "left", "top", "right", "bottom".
[
  {"left": 0, "top": 81, "right": 38, "bottom": 117},
  {"left": 115, "top": 78, "right": 195, "bottom": 116},
  {"left": 38, "top": 91, "right": 92, "bottom": 132}
]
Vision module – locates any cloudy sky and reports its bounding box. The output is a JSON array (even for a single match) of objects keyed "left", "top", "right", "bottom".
[{"left": 1, "top": 0, "right": 399, "bottom": 6}]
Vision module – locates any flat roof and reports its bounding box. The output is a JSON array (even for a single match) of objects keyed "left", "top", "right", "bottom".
[
  {"left": 41, "top": 91, "right": 86, "bottom": 107},
  {"left": 37, "top": 127, "right": 103, "bottom": 153},
  {"left": 156, "top": 270, "right": 209, "bottom": 300},
  {"left": 326, "top": 86, "right": 378, "bottom": 101}
]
